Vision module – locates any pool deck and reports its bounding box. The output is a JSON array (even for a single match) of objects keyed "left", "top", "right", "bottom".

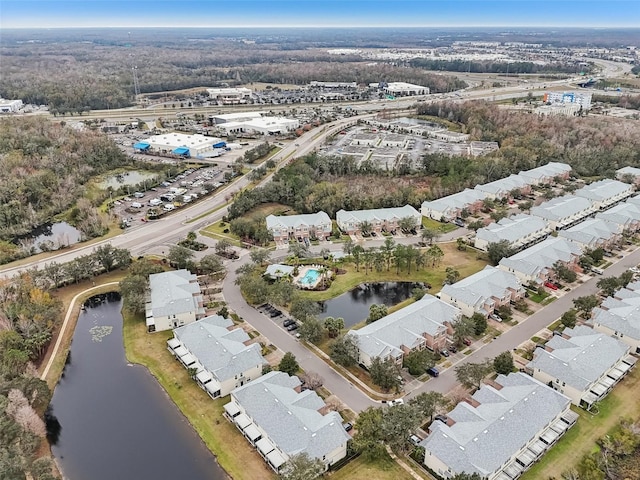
[{"left": 293, "top": 265, "right": 331, "bottom": 290}]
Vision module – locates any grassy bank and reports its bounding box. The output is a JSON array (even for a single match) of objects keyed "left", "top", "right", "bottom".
[
  {"left": 329, "top": 453, "right": 417, "bottom": 480},
  {"left": 122, "top": 309, "right": 275, "bottom": 480},
  {"left": 521, "top": 366, "right": 640, "bottom": 479}
]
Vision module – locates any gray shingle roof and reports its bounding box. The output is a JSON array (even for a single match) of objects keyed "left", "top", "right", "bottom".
[
  {"left": 174, "top": 315, "right": 266, "bottom": 382},
  {"left": 336, "top": 205, "right": 420, "bottom": 225},
  {"left": 231, "top": 371, "right": 350, "bottom": 461},
  {"left": 440, "top": 266, "right": 523, "bottom": 311},
  {"left": 575, "top": 179, "right": 633, "bottom": 203},
  {"left": 421, "top": 188, "right": 487, "bottom": 215},
  {"left": 476, "top": 214, "right": 549, "bottom": 245},
  {"left": 517, "top": 162, "right": 571, "bottom": 182},
  {"left": 148, "top": 269, "right": 202, "bottom": 317},
  {"left": 530, "top": 195, "right": 594, "bottom": 222},
  {"left": 475, "top": 175, "right": 529, "bottom": 196},
  {"left": 499, "top": 237, "right": 582, "bottom": 279},
  {"left": 596, "top": 202, "right": 640, "bottom": 228},
  {"left": 592, "top": 287, "right": 640, "bottom": 341},
  {"left": 527, "top": 325, "right": 629, "bottom": 391},
  {"left": 558, "top": 218, "right": 620, "bottom": 247},
  {"left": 348, "top": 295, "right": 460, "bottom": 361},
  {"left": 420, "top": 373, "right": 570, "bottom": 477},
  {"left": 265, "top": 212, "right": 331, "bottom": 232}
]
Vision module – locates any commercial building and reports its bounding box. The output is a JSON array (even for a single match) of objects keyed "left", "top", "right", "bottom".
[
  {"left": 265, "top": 212, "right": 332, "bottom": 243},
  {"left": 543, "top": 91, "right": 592, "bottom": 111},
  {"left": 475, "top": 214, "right": 551, "bottom": 252},
  {"left": 591, "top": 282, "right": 640, "bottom": 353},
  {"left": 207, "top": 87, "right": 253, "bottom": 104},
  {"left": 209, "top": 111, "right": 266, "bottom": 125},
  {"left": 383, "top": 82, "right": 430, "bottom": 97},
  {"left": 530, "top": 195, "right": 598, "bottom": 230},
  {"left": 142, "top": 133, "right": 226, "bottom": 158},
  {"left": 347, "top": 295, "right": 461, "bottom": 368},
  {"left": 145, "top": 270, "right": 205, "bottom": 332},
  {"left": 438, "top": 266, "right": 525, "bottom": 318},
  {"left": 421, "top": 373, "right": 576, "bottom": 480},
  {"left": 167, "top": 315, "right": 266, "bottom": 398},
  {"left": 336, "top": 205, "right": 421, "bottom": 235},
  {"left": 218, "top": 116, "right": 300, "bottom": 136},
  {"left": 498, "top": 237, "right": 583, "bottom": 285},
  {"left": 526, "top": 326, "right": 635, "bottom": 409},
  {"left": 309, "top": 81, "right": 357, "bottom": 89},
  {"left": 558, "top": 218, "right": 622, "bottom": 250},
  {"left": 224, "top": 371, "right": 350, "bottom": 472},
  {"left": 574, "top": 179, "right": 634, "bottom": 210},
  {"left": 0, "top": 98, "right": 23, "bottom": 113}
]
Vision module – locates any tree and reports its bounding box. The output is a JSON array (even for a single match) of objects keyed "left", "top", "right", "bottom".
[
  {"left": 298, "top": 317, "right": 323, "bottom": 344},
  {"left": 351, "top": 245, "right": 363, "bottom": 272},
  {"left": 573, "top": 295, "right": 600, "bottom": 318},
  {"left": 380, "top": 403, "right": 422, "bottom": 454},
  {"left": 445, "top": 266, "right": 460, "bottom": 285},
  {"left": 455, "top": 360, "right": 493, "bottom": 390},
  {"left": 560, "top": 309, "right": 577, "bottom": 328},
  {"left": 410, "top": 392, "right": 449, "bottom": 423},
  {"left": 358, "top": 220, "right": 373, "bottom": 236},
  {"left": 369, "top": 357, "right": 402, "bottom": 392},
  {"left": 426, "top": 244, "right": 444, "bottom": 267},
  {"left": 472, "top": 312, "right": 488, "bottom": 335},
  {"left": 278, "top": 352, "right": 299, "bottom": 376},
  {"left": 330, "top": 335, "right": 359, "bottom": 367},
  {"left": 288, "top": 241, "right": 309, "bottom": 261},
  {"left": 381, "top": 236, "right": 396, "bottom": 271},
  {"left": 456, "top": 237, "right": 467, "bottom": 251},
  {"left": 367, "top": 304, "right": 388, "bottom": 324},
  {"left": 467, "top": 219, "right": 485, "bottom": 232},
  {"left": 299, "top": 372, "right": 324, "bottom": 391},
  {"left": 352, "top": 407, "right": 386, "bottom": 460},
  {"left": 199, "top": 254, "right": 224, "bottom": 275},
  {"left": 493, "top": 351, "right": 514, "bottom": 375},
  {"left": 553, "top": 261, "right": 577, "bottom": 283},
  {"left": 249, "top": 248, "right": 270, "bottom": 266},
  {"left": 452, "top": 316, "right": 475, "bottom": 346},
  {"left": 398, "top": 216, "right": 418, "bottom": 234},
  {"left": 168, "top": 245, "right": 195, "bottom": 269},
  {"left": 93, "top": 244, "right": 130, "bottom": 272},
  {"left": 421, "top": 228, "right": 439, "bottom": 245},
  {"left": 342, "top": 238, "right": 354, "bottom": 255},
  {"left": 403, "top": 349, "right": 436, "bottom": 376},
  {"left": 289, "top": 297, "right": 320, "bottom": 322},
  {"left": 278, "top": 453, "right": 324, "bottom": 480},
  {"left": 215, "top": 238, "right": 232, "bottom": 256},
  {"left": 487, "top": 240, "right": 514, "bottom": 265},
  {"left": 324, "top": 316, "right": 344, "bottom": 338}
]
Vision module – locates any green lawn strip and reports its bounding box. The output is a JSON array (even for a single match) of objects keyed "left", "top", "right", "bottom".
[
  {"left": 521, "top": 367, "right": 640, "bottom": 479},
  {"left": 421, "top": 217, "right": 458, "bottom": 233},
  {"left": 122, "top": 310, "right": 275, "bottom": 480},
  {"left": 528, "top": 291, "right": 550, "bottom": 303},
  {"left": 330, "top": 452, "right": 416, "bottom": 480}
]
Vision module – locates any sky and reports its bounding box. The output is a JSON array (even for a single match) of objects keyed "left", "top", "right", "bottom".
[{"left": 2, "top": 0, "right": 640, "bottom": 29}]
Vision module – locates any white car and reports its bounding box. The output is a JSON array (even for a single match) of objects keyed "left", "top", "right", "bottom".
[
  {"left": 388, "top": 399, "right": 405, "bottom": 407},
  {"left": 630, "top": 267, "right": 640, "bottom": 274}
]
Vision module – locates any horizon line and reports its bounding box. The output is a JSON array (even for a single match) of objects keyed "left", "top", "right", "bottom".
[{"left": 3, "top": 24, "right": 639, "bottom": 29}]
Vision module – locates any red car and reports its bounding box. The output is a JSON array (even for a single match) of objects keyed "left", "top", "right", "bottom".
[
  {"left": 463, "top": 338, "right": 472, "bottom": 346},
  {"left": 544, "top": 281, "right": 558, "bottom": 290}
]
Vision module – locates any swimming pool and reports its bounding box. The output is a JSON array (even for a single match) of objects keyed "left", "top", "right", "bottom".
[{"left": 299, "top": 268, "right": 321, "bottom": 286}]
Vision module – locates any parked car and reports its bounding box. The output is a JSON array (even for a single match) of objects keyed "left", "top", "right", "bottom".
[
  {"left": 490, "top": 313, "right": 502, "bottom": 322},
  {"left": 463, "top": 338, "right": 472, "bottom": 346},
  {"left": 286, "top": 323, "right": 298, "bottom": 331},
  {"left": 342, "top": 422, "right": 353, "bottom": 432},
  {"left": 544, "top": 281, "right": 558, "bottom": 290},
  {"left": 629, "top": 267, "right": 640, "bottom": 274},
  {"left": 409, "top": 434, "right": 422, "bottom": 446},
  {"left": 427, "top": 367, "right": 440, "bottom": 377},
  {"left": 283, "top": 319, "right": 295, "bottom": 327},
  {"left": 448, "top": 345, "right": 457, "bottom": 353},
  {"left": 440, "top": 349, "right": 450, "bottom": 357},
  {"left": 434, "top": 414, "right": 448, "bottom": 424},
  {"left": 591, "top": 267, "right": 605, "bottom": 275}
]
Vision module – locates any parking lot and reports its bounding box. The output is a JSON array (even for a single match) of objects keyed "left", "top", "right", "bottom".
[{"left": 255, "top": 303, "right": 301, "bottom": 336}]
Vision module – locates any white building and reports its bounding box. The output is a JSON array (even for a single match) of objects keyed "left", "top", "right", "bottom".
[
  {"left": 596, "top": 202, "right": 640, "bottom": 232},
  {"left": 209, "top": 111, "right": 266, "bottom": 125},
  {"left": 543, "top": 91, "right": 592, "bottom": 110},
  {"left": 167, "top": 315, "right": 266, "bottom": 398},
  {"left": 336, "top": 205, "right": 421, "bottom": 235},
  {"left": 218, "top": 116, "right": 300, "bottom": 136},
  {"left": 421, "top": 188, "right": 488, "bottom": 221},
  {"left": 145, "top": 270, "right": 205, "bottom": 332},
  {"left": 517, "top": 162, "right": 571, "bottom": 186},
  {"left": 421, "top": 373, "right": 576, "bottom": 480},
  {"left": 0, "top": 99, "right": 23, "bottom": 113},
  {"left": 384, "top": 82, "right": 430, "bottom": 96},
  {"left": 530, "top": 195, "right": 598, "bottom": 230},
  {"left": 591, "top": 281, "right": 640, "bottom": 354},
  {"left": 616, "top": 166, "right": 640, "bottom": 185},
  {"left": 527, "top": 325, "right": 635, "bottom": 409},
  {"left": 574, "top": 179, "right": 634, "bottom": 210},
  {"left": 207, "top": 87, "right": 253, "bottom": 104},
  {"left": 144, "top": 132, "right": 225, "bottom": 157},
  {"left": 224, "top": 372, "right": 350, "bottom": 473},
  {"left": 475, "top": 214, "right": 551, "bottom": 252},
  {"left": 474, "top": 174, "right": 531, "bottom": 199},
  {"left": 309, "top": 81, "right": 357, "bottom": 89},
  {"left": 265, "top": 212, "right": 332, "bottom": 243},
  {"left": 558, "top": 218, "right": 622, "bottom": 250}
]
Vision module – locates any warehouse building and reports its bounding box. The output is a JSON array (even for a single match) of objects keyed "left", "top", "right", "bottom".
[
  {"left": 207, "top": 87, "right": 253, "bottom": 104},
  {"left": 141, "top": 133, "right": 226, "bottom": 158},
  {"left": 383, "top": 82, "right": 430, "bottom": 97}
]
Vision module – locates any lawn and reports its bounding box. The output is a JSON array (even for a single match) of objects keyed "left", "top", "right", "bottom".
[
  {"left": 330, "top": 453, "right": 418, "bottom": 480},
  {"left": 299, "top": 242, "right": 489, "bottom": 302},
  {"left": 122, "top": 309, "right": 275, "bottom": 480},
  {"left": 521, "top": 366, "right": 640, "bottom": 480},
  {"left": 421, "top": 217, "right": 458, "bottom": 233},
  {"left": 528, "top": 290, "right": 550, "bottom": 303}
]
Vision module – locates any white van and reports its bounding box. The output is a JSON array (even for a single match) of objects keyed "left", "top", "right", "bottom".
[
  {"left": 163, "top": 203, "right": 175, "bottom": 212},
  {"left": 183, "top": 195, "right": 192, "bottom": 203},
  {"left": 131, "top": 202, "right": 142, "bottom": 209},
  {"left": 149, "top": 198, "right": 162, "bottom": 207},
  {"left": 591, "top": 267, "right": 604, "bottom": 275}
]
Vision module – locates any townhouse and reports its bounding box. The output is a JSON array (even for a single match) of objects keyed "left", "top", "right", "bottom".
[
  {"left": 530, "top": 195, "right": 597, "bottom": 230},
  {"left": 421, "top": 189, "right": 487, "bottom": 221},
  {"left": 145, "top": 269, "right": 205, "bottom": 333},
  {"left": 421, "top": 373, "right": 577, "bottom": 480},
  {"left": 596, "top": 201, "right": 640, "bottom": 233},
  {"left": 498, "top": 237, "right": 582, "bottom": 285},
  {"left": 616, "top": 166, "right": 640, "bottom": 185},
  {"left": 347, "top": 295, "right": 461, "bottom": 368},
  {"left": 574, "top": 179, "right": 634, "bottom": 210},
  {"left": 336, "top": 205, "right": 421, "bottom": 235},
  {"left": 591, "top": 282, "right": 640, "bottom": 353},
  {"left": 167, "top": 315, "right": 267, "bottom": 398},
  {"left": 558, "top": 218, "right": 622, "bottom": 250},
  {"left": 438, "top": 266, "right": 525, "bottom": 318},
  {"left": 224, "top": 371, "right": 350, "bottom": 473},
  {"left": 517, "top": 162, "right": 572, "bottom": 185},
  {"left": 474, "top": 214, "right": 551, "bottom": 252},
  {"left": 474, "top": 174, "right": 531, "bottom": 200},
  {"left": 265, "top": 212, "right": 332, "bottom": 243},
  {"left": 526, "top": 326, "right": 635, "bottom": 410}
]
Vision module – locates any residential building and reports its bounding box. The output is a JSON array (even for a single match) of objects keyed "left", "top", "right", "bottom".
[
  {"left": 421, "top": 373, "right": 577, "bottom": 480},
  {"left": 616, "top": 166, "right": 640, "bottom": 185},
  {"left": 574, "top": 179, "right": 634, "bottom": 210},
  {"left": 475, "top": 214, "right": 551, "bottom": 252},
  {"left": 530, "top": 195, "right": 597, "bottom": 230},
  {"left": 517, "top": 162, "right": 571, "bottom": 185},
  {"left": 558, "top": 218, "right": 622, "bottom": 250},
  {"left": 421, "top": 189, "right": 487, "bottom": 221},
  {"left": 347, "top": 295, "right": 461, "bottom": 368},
  {"left": 336, "top": 205, "right": 421, "bottom": 235},
  {"left": 596, "top": 201, "right": 640, "bottom": 233},
  {"left": 384, "top": 82, "right": 430, "bottom": 97},
  {"left": 207, "top": 87, "right": 253, "bottom": 104},
  {"left": 526, "top": 326, "right": 635, "bottom": 409},
  {"left": 145, "top": 269, "right": 205, "bottom": 332},
  {"left": 498, "top": 237, "right": 582, "bottom": 285},
  {"left": 224, "top": 371, "right": 350, "bottom": 472},
  {"left": 265, "top": 212, "right": 332, "bottom": 243},
  {"left": 438, "top": 266, "right": 525, "bottom": 317},
  {"left": 0, "top": 98, "right": 23, "bottom": 113},
  {"left": 144, "top": 132, "right": 226, "bottom": 157},
  {"left": 591, "top": 283, "right": 640, "bottom": 353},
  {"left": 474, "top": 175, "right": 531, "bottom": 200},
  {"left": 543, "top": 91, "right": 592, "bottom": 110},
  {"left": 167, "top": 315, "right": 266, "bottom": 398}
]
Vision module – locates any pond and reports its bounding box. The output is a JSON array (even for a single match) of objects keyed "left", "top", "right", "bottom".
[
  {"left": 48, "top": 293, "right": 226, "bottom": 480},
  {"left": 99, "top": 170, "right": 157, "bottom": 190},
  {"left": 15, "top": 221, "right": 83, "bottom": 253},
  {"left": 318, "top": 282, "right": 425, "bottom": 328}
]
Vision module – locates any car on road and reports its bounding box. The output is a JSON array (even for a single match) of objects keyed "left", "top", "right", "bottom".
[
  {"left": 544, "top": 281, "right": 558, "bottom": 290},
  {"left": 427, "top": 367, "right": 439, "bottom": 377},
  {"left": 388, "top": 399, "right": 405, "bottom": 407}
]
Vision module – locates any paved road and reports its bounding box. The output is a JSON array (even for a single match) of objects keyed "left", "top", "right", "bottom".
[{"left": 405, "top": 246, "right": 640, "bottom": 400}]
